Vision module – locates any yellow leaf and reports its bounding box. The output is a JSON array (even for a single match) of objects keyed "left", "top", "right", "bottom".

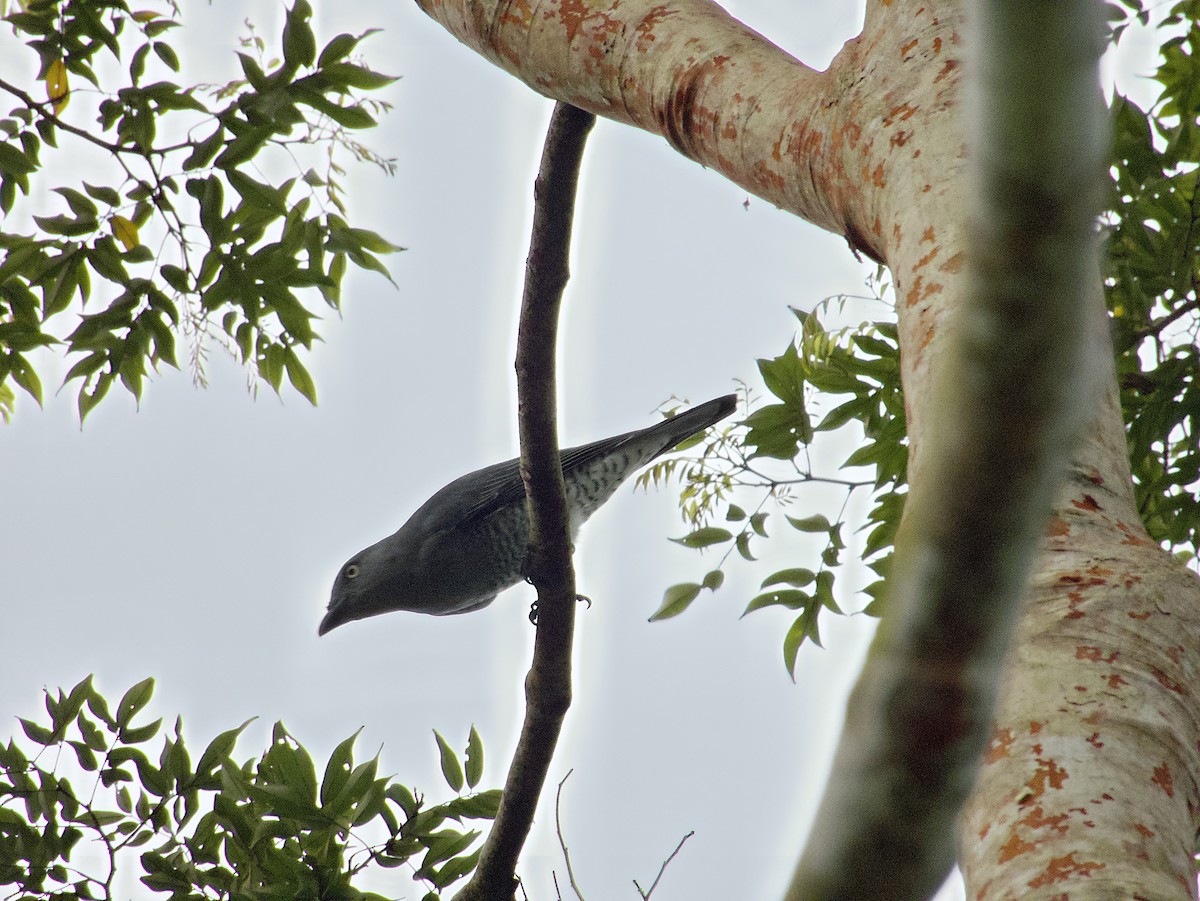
[
  {"left": 111, "top": 216, "right": 139, "bottom": 251},
  {"left": 45, "top": 59, "right": 69, "bottom": 114},
  {"left": 131, "top": 10, "right": 160, "bottom": 22}
]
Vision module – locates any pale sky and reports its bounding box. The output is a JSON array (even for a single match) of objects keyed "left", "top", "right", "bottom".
[{"left": 5, "top": 3, "right": 1158, "bottom": 899}]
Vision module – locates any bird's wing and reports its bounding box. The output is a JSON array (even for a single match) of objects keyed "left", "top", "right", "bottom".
[
  {"left": 428, "top": 395, "right": 736, "bottom": 531},
  {"left": 444, "top": 434, "right": 641, "bottom": 529},
  {"left": 412, "top": 457, "right": 524, "bottom": 534}
]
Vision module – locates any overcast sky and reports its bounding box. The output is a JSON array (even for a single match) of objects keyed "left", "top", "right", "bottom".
[{"left": 1, "top": 3, "right": 1162, "bottom": 899}]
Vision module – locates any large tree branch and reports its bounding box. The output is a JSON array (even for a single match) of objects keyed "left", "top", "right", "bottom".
[
  {"left": 786, "top": 2, "right": 1109, "bottom": 897},
  {"left": 452, "top": 101, "right": 595, "bottom": 901},
  {"left": 415, "top": 0, "right": 862, "bottom": 241}
]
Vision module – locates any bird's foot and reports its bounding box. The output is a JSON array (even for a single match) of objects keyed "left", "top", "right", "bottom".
[{"left": 528, "top": 594, "right": 592, "bottom": 625}]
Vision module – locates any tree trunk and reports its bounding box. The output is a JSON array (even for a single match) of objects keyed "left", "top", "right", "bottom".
[{"left": 415, "top": 0, "right": 1200, "bottom": 896}]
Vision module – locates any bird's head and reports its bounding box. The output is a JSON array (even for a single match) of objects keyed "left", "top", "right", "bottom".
[
  {"left": 319, "top": 521, "right": 504, "bottom": 634},
  {"left": 319, "top": 534, "right": 420, "bottom": 635}
]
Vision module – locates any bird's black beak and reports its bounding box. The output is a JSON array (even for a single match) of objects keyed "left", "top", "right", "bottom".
[{"left": 318, "top": 606, "right": 347, "bottom": 637}]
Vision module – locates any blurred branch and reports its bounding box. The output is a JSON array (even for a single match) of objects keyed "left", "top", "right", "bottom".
[{"left": 787, "top": 1, "right": 1108, "bottom": 897}]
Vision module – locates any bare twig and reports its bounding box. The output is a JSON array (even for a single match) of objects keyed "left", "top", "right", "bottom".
[
  {"left": 452, "top": 101, "right": 596, "bottom": 901},
  {"left": 633, "top": 831, "right": 695, "bottom": 900},
  {"left": 553, "top": 770, "right": 586, "bottom": 901}
]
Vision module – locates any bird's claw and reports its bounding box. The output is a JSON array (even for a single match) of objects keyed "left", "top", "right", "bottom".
[{"left": 528, "top": 593, "right": 592, "bottom": 625}]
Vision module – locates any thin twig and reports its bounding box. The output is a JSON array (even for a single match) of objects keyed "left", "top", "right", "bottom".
[
  {"left": 554, "top": 770, "right": 586, "bottom": 901},
  {"left": 0, "top": 77, "right": 129, "bottom": 155},
  {"left": 633, "top": 831, "right": 695, "bottom": 899},
  {"left": 1131, "top": 295, "right": 1200, "bottom": 344}
]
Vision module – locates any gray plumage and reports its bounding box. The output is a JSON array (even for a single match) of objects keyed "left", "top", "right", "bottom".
[{"left": 319, "top": 394, "right": 737, "bottom": 635}]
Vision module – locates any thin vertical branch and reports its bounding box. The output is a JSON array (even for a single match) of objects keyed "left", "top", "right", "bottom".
[{"left": 452, "top": 101, "right": 596, "bottom": 901}]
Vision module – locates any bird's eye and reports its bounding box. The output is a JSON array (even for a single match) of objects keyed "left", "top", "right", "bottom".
[{"left": 345, "top": 563, "right": 360, "bottom": 580}]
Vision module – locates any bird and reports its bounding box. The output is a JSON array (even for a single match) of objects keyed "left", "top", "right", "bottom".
[{"left": 319, "top": 394, "right": 737, "bottom": 635}]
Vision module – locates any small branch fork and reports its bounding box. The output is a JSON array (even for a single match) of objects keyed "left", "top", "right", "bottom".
[
  {"left": 551, "top": 769, "right": 694, "bottom": 901},
  {"left": 452, "top": 101, "right": 596, "bottom": 901}
]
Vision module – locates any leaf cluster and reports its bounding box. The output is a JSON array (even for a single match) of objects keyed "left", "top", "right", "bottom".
[
  {"left": 644, "top": 294, "right": 907, "bottom": 676},
  {"left": 0, "top": 0, "right": 402, "bottom": 421},
  {"left": 1106, "top": 0, "right": 1200, "bottom": 565},
  {"left": 0, "top": 676, "right": 499, "bottom": 900}
]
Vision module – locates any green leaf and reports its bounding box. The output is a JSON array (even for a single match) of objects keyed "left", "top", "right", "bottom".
[
  {"left": 701, "top": 569, "right": 725, "bottom": 591},
  {"left": 761, "top": 568, "right": 816, "bottom": 588},
  {"left": 20, "top": 717, "right": 54, "bottom": 745},
  {"left": 735, "top": 531, "right": 756, "bottom": 561},
  {"left": 464, "top": 726, "right": 483, "bottom": 790},
  {"left": 78, "top": 372, "right": 114, "bottom": 422},
  {"left": 294, "top": 89, "right": 377, "bottom": 129},
  {"left": 432, "top": 849, "right": 481, "bottom": 889},
  {"left": 320, "top": 728, "right": 361, "bottom": 807},
  {"left": 54, "top": 187, "right": 98, "bottom": 218},
  {"left": 786, "top": 513, "right": 832, "bottom": 533},
  {"left": 0, "top": 141, "right": 35, "bottom": 175},
  {"left": 318, "top": 33, "right": 359, "bottom": 67},
  {"left": 115, "top": 677, "right": 154, "bottom": 729},
  {"left": 814, "top": 569, "right": 841, "bottom": 613},
  {"left": 34, "top": 213, "right": 98, "bottom": 237},
  {"left": 743, "top": 402, "right": 809, "bottom": 459},
  {"left": 852, "top": 332, "right": 897, "bottom": 358},
  {"left": 320, "top": 62, "right": 399, "bottom": 91},
  {"left": 434, "top": 731, "right": 464, "bottom": 793},
  {"left": 329, "top": 756, "right": 380, "bottom": 823},
  {"left": 64, "top": 352, "right": 106, "bottom": 384},
  {"left": 152, "top": 41, "right": 179, "bottom": 72},
  {"left": 195, "top": 718, "right": 253, "bottom": 784},
  {"left": 182, "top": 125, "right": 225, "bottom": 171},
  {"left": 130, "top": 43, "right": 150, "bottom": 82},
  {"left": 816, "top": 397, "right": 865, "bottom": 432},
  {"left": 272, "top": 293, "right": 316, "bottom": 346},
  {"left": 119, "top": 719, "right": 162, "bottom": 745},
  {"left": 782, "top": 606, "right": 820, "bottom": 679},
  {"left": 446, "top": 789, "right": 501, "bottom": 820},
  {"left": 758, "top": 341, "right": 806, "bottom": 406},
  {"left": 11, "top": 356, "right": 43, "bottom": 406},
  {"left": 160, "top": 264, "right": 188, "bottom": 293},
  {"left": 386, "top": 782, "right": 418, "bottom": 818},
  {"left": 743, "top": 589, "right": 810, "bottom": 615},
  {"left": 282, "top": 0, "right": 317, "bottom": 70},
  {"left": 226, "top": 170, "right": 288, "bottom": 217},
  {"left": 213, "top": 126, "right": 272, "bottom": 169},
  {"left": 670, "top": 526, "right": 732, "bottom": 548},
  {"left": 648, "top": 582, "right": 702, "bottom": 621}
]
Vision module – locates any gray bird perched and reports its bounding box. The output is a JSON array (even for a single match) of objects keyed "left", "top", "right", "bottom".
[{"left": 319, "top": 394, "right": 737, "bottom": 635}]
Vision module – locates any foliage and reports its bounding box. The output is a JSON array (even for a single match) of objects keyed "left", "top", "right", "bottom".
[
  {"left": 0, "top": 676, "right": 498, "bottom": 900},
  {"left": 640, "top": 286, "right": 906, "bottom": 677},
  {"left": 0, "top": 0, "right": 402, "bottom": 422},
  {"left": 1106, "top": 0, "right": 1200, "bottom": 565}
]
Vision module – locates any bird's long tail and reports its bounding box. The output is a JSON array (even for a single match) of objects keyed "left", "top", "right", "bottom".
[{"left": 643, "top": 393, "right": 738, "bottom": 461}]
